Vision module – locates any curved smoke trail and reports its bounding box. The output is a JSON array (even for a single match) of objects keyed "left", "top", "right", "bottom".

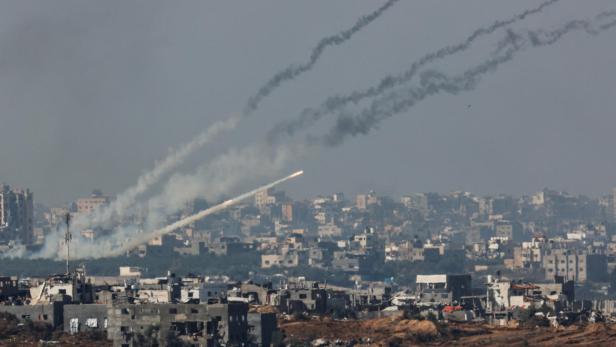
[
  {"left": 244, "top": 0, "right": 400, "bottom": 114},
  {"left": 321, "top": 12, "right": 616, "bottom": 146},
  {"left": 268, "top": 0, "right": 561, "bottom": 141}
]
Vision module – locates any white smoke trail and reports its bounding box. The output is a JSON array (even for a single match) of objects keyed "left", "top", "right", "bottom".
[
  {"left": 25, "top": 141, "right": 304, "bottom": 259},
  {"left": 106, "top": 170, "right": 303, "bottom": 258}
]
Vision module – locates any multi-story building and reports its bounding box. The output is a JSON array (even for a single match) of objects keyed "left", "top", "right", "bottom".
[
  {"left": 355, "top": 191, "right": 377, "bottom": 210},
  {"left": 542, "top": 249, "right": 587, "bottom": 282},
  {"left": 76, "top": 190, "right": 110, "bottom": 214},
  {"left": 611, "top": 187, "right": 616, "bottom": 222},
  {"left": 281, "top": 202, "right": 293, "bottom": 222},
  {"left": 0, "top": 184, "right": 34, "bottom": 245}
]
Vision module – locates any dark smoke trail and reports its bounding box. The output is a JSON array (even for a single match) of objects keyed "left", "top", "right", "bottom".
[
  {"left": 268, "top": 0, "right": 561, "bottom": 141},
  {"left": 320, "top": 12, "right": 616, "bottom": 146},
  {"left": 244, "top": 0, "right": 400, "bottom": 114}
]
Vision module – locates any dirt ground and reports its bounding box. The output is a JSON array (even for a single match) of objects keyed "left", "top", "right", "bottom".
[{"left": 280, "top": 316, "right": 616, "bottom": 346}]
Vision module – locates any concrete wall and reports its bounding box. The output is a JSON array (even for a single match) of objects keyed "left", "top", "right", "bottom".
[
  {"left": 107, "top": 302, "right": 247, "bottom": 347},
  {"left": 0, "top": 302, "right": 63, "bottom": 328},
  {"left": 248, "top": 312, "right": 278, "bottom": 347}
]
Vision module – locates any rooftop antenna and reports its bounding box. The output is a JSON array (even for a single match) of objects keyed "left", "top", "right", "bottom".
[{"left": 64, "top": 213, "right": 71, "bottom": 275}]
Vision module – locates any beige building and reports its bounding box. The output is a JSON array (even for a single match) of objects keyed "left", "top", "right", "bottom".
[
  {"left": 317, "top": 221, "right": 342, "bottom": 238},
  {"left": 542, "top": 249, "right": 587, "bottom": 282},
  {"left": 355, "top": 191, "right": 377, "bottom": 210},
  {"left": 281, "top": 202, "right": 293, "bottom": 222},
  {"left": 261, "top": 252, "right": 300, "bottom": 269},
  {"left": 254, "top": 188, "right": 276, "bottom": 209},
  {"left": 76, "top": 192, "right": 110, "bottom": 214}
]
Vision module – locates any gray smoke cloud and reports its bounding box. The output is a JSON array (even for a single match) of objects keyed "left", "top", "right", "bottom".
[
  {"left": 244, "top": 0, "right": 400, "bottom": 114},
  {"left": 321, "top": 12, "right": 616, "bottom": 146},
  {"left": 268, "top": 0, "right": 561, "bottom": 141}
]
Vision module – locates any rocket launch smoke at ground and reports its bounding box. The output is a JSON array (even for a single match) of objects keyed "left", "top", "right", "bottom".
[
  {"left": 244, "top": 0, "right": 400, "bottom": 114},
  {"left": 267, "top": 0, "right": 561, "bottom": 142},
  {"left": 12, "top": 3, "right": 616, "bottom": 260}
]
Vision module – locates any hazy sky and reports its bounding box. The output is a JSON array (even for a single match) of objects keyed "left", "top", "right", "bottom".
[{"left": 1, "top": 0, "right": 615, "bottom": 205}]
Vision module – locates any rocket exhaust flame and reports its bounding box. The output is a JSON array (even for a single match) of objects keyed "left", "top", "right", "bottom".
[{"left": 106, "top": 170, "right": 304, "bottom": 257}]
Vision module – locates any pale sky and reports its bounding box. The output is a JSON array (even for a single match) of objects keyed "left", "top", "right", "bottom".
[{"left": 1, "top": 0, "right": 615, "bottom": 204}]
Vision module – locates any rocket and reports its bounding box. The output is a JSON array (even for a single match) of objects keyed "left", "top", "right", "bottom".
[{"left": 107, "top": 170, "right": 304, "bottom": 257}]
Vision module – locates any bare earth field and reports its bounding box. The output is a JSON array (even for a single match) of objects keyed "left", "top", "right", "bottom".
[{"left": 280, "top": 316, "right": 616, "bottom": 346}]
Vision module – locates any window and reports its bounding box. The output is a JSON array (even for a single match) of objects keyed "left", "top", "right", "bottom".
[
  {"left": 191, "top": 308, "right": 199, "bottom": 314},
  {"left": 299, "top": 293, "right": 307, "bottom": 299},
  {"left": 169, "top": 308, "right": 178, "bottom": 314}
]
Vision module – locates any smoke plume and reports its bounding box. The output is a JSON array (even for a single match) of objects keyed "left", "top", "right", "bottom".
[
  {"left": 244, "top": 0, "right": 400, "bottom": 114},
  {"left": 268, "top": 0, "right": 561, "bottom": 141}
]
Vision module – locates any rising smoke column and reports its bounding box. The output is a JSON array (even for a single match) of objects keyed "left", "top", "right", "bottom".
[
  {"left": 268, "top": 0, "right": 561, "bottom": 141},
  {"left": 244, "top": 0, "right": 400, "bottom": 114},
  {"left": 320, "top": 12, "right": 616, "bottom": 146}
]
